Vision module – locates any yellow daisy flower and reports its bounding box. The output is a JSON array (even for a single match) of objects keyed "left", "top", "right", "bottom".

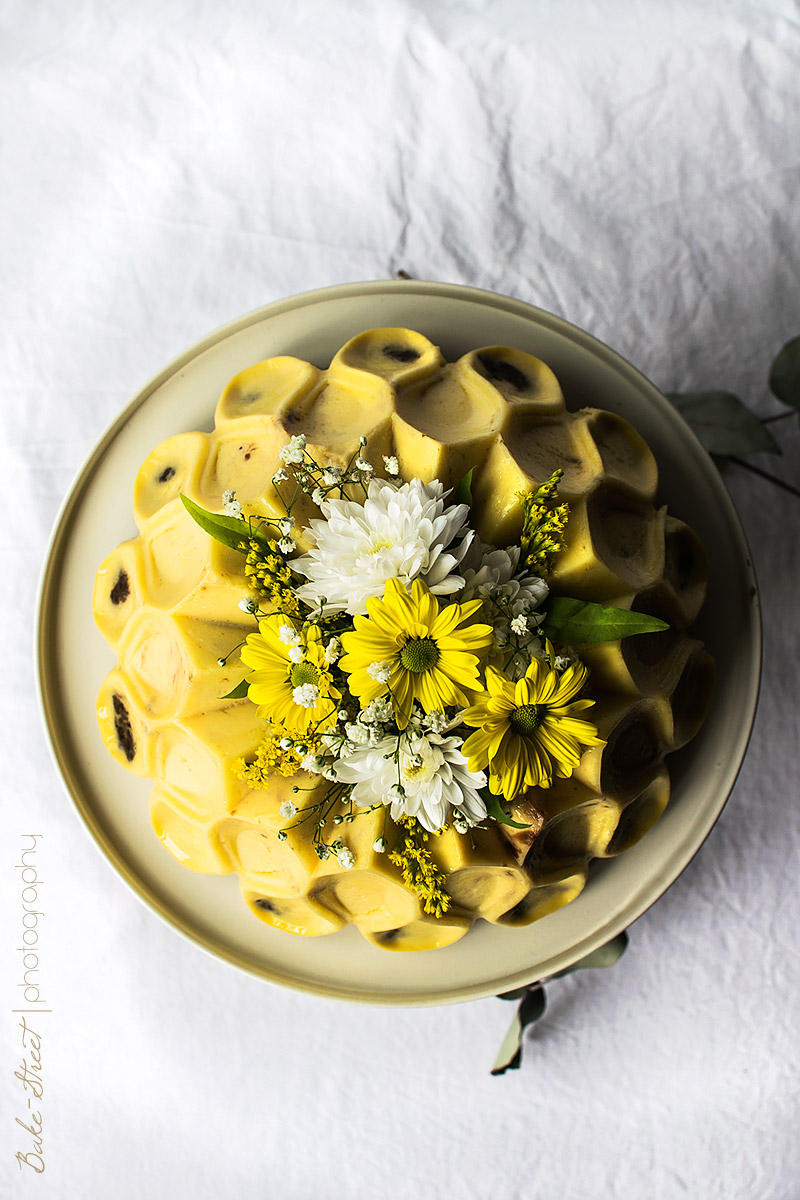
[
  {"left": 240, "top": 617, "right": 340, "bottom": 736},
  {"left": 339, "top": 577, "right": 493, "bottom": 729},
  {"left": 461, "top": 657, "right": 604, "bottom": 800}
]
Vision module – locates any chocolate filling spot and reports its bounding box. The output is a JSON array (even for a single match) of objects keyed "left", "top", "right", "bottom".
[
  {"left": 382, "top": 344, "right": 420, "bottom": 363},
  {"left": 478, "top": 354, "right": 529, "bottom": 391},
  {"left": 157, "top": 466, "right": 176, "bottom": 483},
  {"left": 253, "top": 897, "right": 277, "bottom": 913},
  {"left": 112, "top": 694, "right": 136, "bottom": 762},
  {"left": 110, "top": 569, "right": 130, "bottom": 606}
]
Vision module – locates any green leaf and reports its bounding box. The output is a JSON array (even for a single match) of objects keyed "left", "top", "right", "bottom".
[
  {"left": 667, "top": 391, "right": 780, "bottom": 455},
  {"left": 490, "top": 986, "right": 546, "bottom": 1075},
  {"left": 453, "top": 466, "right": 474, "bottom": 509},
  {"left": 490, "top": 931, "right": 629, "bottom": 1075},
  {"left": 180, "top": 494, "right": 252, "bottom": 553},
  {"left": 542, "top": 597, "right": 669, "bottom": 644},
  {"left": 769, "top": 335, "right": 800, "bottom": 408},
  {"left": 221, "top": 679, "right": 250, "bottom": 700},
  {"left": 550, "top": 930, "right": 629, "bottom": 978},
  {"left": 480, "top": 787, "right": 531, "bottom": 829}
]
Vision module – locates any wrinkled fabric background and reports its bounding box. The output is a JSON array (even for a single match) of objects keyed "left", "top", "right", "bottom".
[{"left": 2, "top": 2, "right": 799, "bottom": 1197}]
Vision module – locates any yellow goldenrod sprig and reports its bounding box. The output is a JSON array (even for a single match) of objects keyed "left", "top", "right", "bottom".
[
  {"left": 244, "top": 536, "right": 302, "bottom": 617},
  {"left": 389, "top": 816, "right": 451, "bottom": 917},
  {"left": 517, "top": 468, "right": 570, "bottom": 577}
]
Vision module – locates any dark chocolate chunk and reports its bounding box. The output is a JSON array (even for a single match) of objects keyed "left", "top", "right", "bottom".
[
  {"left": 382, "top": 344, "right": 420, "bottom": 363},
  {"left": 112, "top": 694, "right": 136, "bottom": 762},
  {"left": 157, "top": 466, "right": 176, "bottom": 483},
  {"left": 477, "top": 354, "right": 529, "bottom": 391},
  {"left": 110, "top": 569, "right": 130, "bottom": 606},
  {"left": 253, "top": 897, "right": 277, "bottom": 913}
]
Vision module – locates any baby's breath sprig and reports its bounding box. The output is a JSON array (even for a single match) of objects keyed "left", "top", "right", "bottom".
[
  {"left": 517, "top": 468, "right": 570, "bottom": 577},
  {"left": 276, "top": 433, "right": 380, "bottom": 509},
  {"left": 388, "top": 816, "right": 451, "bottom": 917}
]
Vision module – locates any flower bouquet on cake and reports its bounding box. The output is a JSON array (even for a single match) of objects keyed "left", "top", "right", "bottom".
[{"left": 182, "top": 432, "right": 665, "bottom": 921}]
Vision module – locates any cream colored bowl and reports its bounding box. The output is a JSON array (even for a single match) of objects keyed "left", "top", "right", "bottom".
[{"left": 36, "top": 281, "right": 760, "bottom": 1005}]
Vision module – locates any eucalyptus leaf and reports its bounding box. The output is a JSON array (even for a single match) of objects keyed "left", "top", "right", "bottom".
[
  {"left": 542, "top": 596, "right": 669, "bottom": 644},
  {"left": 221, "top": 679, "right": 250, "bottom": 700},
  {"left": 490, "top": 931, "right": 629, "bottom": 1075},
  {"left": 490, "top": 986, "right": 546, "bottom": 1075},
  {"left": 180, "top": 494, "right": 252, "bottom": 553},
  {"left": 453, "top": 466, "right": 474, "bottom": 508},
  {"left": 769, "top": 335, "right": 800, "bottom": 408},
  {"left": 549, "top": 930, "right": 629, "bottom": 979},
  {"left": 480, "top": 787, "right": 531, "bottom": 829},
  {"left": 667, "top": 391, "right": 780, "bottom": 455}
]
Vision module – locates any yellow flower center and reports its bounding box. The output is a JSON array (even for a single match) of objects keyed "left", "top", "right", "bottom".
[
  {"left": 289, "top": 660, "right": 320, "bottom": 689},
  {"left": 510, "top": 703, "right": 545, "bottom": 735},
  {"left": 399, "top": 636, "right": 440, "bottom": 674}
]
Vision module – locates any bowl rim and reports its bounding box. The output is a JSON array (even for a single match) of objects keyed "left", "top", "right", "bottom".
[{"left": 36, "top": 279, "right": 762, "bottom": 1005}]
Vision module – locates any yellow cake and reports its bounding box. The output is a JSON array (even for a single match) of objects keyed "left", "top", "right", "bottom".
[{"left": 94, "top": 328, "right": 713, "bottom": 951}]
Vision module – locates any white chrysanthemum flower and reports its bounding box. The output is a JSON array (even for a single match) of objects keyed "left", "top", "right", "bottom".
[
  {"left": 279, "top": 800, "right": 298, "bottom": 819},
  {"left": 292, "top": 478, "right": 473, "bottom": 615},
  {"left": 293, "top": 683, "right": 320, "bottom": 708},
  {"left": 333, "top": 732, "right": 487, "bottom": 833},
  {"left": 279, "top": 434, "right": 306, "bottom": 464}
]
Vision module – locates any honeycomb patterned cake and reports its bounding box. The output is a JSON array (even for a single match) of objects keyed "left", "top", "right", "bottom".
[{"left": 94, "top": 328, "right": 714, "bottom": 952}]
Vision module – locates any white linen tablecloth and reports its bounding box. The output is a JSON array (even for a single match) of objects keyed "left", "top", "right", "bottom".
[{"left": 2, "top": 2, "right": 799, "bottom": 1197}]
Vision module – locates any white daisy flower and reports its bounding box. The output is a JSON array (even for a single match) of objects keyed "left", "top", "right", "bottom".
[
  {"left": 292, "top": 477, "right": 473, "bottom": 615},
  {"left": 333, "top": 731, "right": 487, "bottom": 833}
]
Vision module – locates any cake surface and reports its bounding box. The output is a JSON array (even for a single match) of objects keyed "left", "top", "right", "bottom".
[{"left": 94, "top": 328, "right": 713, "bottom": 951}]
